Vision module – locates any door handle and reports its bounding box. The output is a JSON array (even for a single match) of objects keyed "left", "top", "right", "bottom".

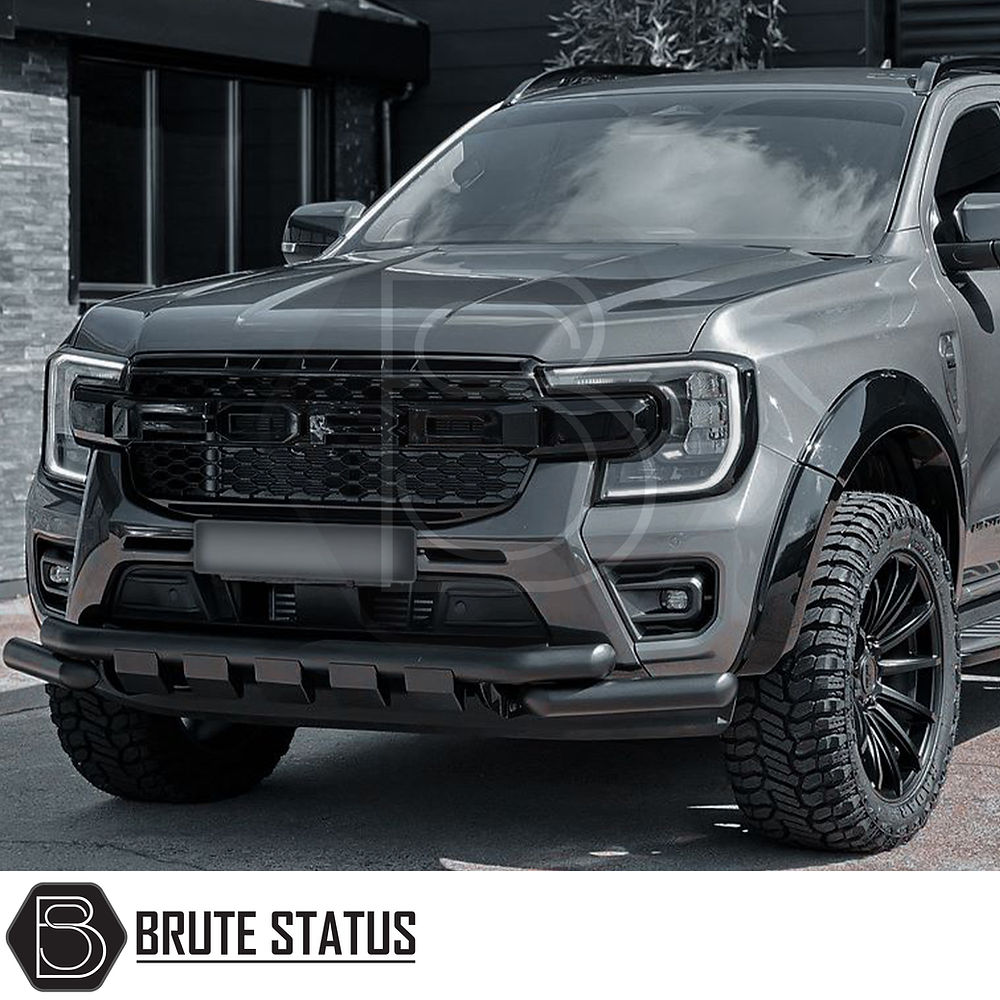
[{"left": 939, "top": 332, "right": 961, "bottom": 421}]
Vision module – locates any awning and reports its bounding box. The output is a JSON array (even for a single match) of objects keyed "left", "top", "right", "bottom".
[{"left": 12, "top": 0, "right": 429, "bottom": 84}]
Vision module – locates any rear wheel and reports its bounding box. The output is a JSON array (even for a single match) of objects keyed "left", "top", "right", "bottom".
[
  {"left": 723, "top": 492, "right": 960, "bottom": 852},
  {"left": 48, "top": 685, "right": 295, "bottom": 803}
]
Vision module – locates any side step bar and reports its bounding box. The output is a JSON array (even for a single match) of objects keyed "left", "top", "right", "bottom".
[
  {"left": 959, "top": 594, "right": 1000, "bottom": 667},
  {"left": 960, "top": 621, "right": 1000, "bottom": 669}
]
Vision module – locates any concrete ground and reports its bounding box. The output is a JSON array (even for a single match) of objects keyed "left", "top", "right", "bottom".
[
  {"left": 1, "top": 596, "right": 999, "bottom": 870},
  {"left": 0, "top": 597, "right": 38, "bottom": 670}
]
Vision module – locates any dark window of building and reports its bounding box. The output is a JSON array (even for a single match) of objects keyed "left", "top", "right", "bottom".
[
  {"left": 241, "top": 82, "right": 308, "bottom": 271},
  {"left": 160, "top": 71, "right": 230, "bottom": 284},
  {"left": 76, "top": 61, "right": 145, "bottom": 286},
  {"left": 73, "top": 58, "right": 321, "bottom": 300}
]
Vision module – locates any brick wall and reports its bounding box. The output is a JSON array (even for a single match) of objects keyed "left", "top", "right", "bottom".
[{"left": 0, "top": 34, "right": 76, "bottom": 583}]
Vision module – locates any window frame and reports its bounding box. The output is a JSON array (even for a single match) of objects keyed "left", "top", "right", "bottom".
[
  {"left": 70, "top": 52, "right": 327, "bottom": 305},
  {"left": 917, "top": 85, "right": 1000, "bottom": 279}
]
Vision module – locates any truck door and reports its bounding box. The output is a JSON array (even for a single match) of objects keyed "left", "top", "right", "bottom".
[{"left": 928, "top": 99, "right": 1000, "bottom": 591}]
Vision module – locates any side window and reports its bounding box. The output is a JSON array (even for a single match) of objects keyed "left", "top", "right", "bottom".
[{"left": 934, "top": 105, "right": 1000, "bottom": 243}]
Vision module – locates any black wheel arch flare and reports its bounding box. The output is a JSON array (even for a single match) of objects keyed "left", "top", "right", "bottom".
[{"left": 738, "top": 370, "right": 965, "bottom": 676}]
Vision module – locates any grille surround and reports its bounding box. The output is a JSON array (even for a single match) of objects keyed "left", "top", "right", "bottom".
[{"left": 122, "top": 355, "right": 540, "bottom": 524}]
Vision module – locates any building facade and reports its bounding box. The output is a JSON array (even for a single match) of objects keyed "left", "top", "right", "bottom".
[
  {"left": 0, "top": 0, "right": 427, "bottom": 589},
  {"left": 393, "top": 0, "right": 990, "bottom": 176},
  {"left": 0, "top": 32, "right": 77, "bottom": 591}
]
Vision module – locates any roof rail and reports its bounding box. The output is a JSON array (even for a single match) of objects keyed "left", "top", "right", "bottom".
[
  {"left": 913, "top": 55, "right": 1000, "bottom": 95},
  {"left": 505, "top": 63, "right": 684, "bottom": 105}
]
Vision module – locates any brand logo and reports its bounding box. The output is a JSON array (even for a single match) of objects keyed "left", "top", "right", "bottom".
[
  {"left": 309, "top": 407, "right": 399, "bottom": 445},
  {"left": 7, "top": 883, "right": 127, "bottom": 992}
]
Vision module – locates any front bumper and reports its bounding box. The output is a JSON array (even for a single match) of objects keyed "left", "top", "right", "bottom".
[
  {"left": 4, "top": 622, "right": 738, "bottom": 740},
  {"left": 15, "top": 442, "right": 796, "bottom": 738}
]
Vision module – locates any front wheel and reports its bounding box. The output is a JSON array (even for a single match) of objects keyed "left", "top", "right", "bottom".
[
  {"left": 723, "top": 492, "right": 960, "bottom": 852},
  {"left": 48, "top": 686, "right": 295, "bottom": 803}
]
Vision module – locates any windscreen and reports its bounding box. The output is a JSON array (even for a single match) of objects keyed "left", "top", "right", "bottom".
[{"left": 348, "top": 89, "right": 918, "bottom": 256}]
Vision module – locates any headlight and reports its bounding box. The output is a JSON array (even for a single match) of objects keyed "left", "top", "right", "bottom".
[
  {"left": 543, "top": 360, "right": 747, "bottom": 500},
  {"left": 44, "top": 351, "right": 126, "bottom": 485}
]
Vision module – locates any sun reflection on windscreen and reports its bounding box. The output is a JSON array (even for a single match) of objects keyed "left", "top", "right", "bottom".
[{"left": 357, "top": 92, "right": 914, "bottom": 257}]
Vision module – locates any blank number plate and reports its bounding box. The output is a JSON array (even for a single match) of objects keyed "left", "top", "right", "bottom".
[{"left": 194, "top": 521, "right": 417, "bottom": 585}]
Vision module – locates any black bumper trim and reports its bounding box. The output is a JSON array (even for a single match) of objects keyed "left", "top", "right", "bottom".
[
  {"left": 2, "top": 637, "right": 100, "bottom": 691},
  {"left": 4, "top": 621, "right": 740, "bottom": 738},
  {"left": 37, "top": 618, "right": 616, "bottom": 686},
  {"left": 522, "top": 672, "right": 737, "bottom": 718}
]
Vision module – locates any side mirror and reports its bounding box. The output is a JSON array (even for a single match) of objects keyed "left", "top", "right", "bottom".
[
  {"left": 281, "top": 201, "right": 366, "bottom": 264},
  {"left": 940, "top": 193, "right": 1000, "bottom": 273},
  {"left": 955, "top": 192, "right": 1000, "bottom": 241}
]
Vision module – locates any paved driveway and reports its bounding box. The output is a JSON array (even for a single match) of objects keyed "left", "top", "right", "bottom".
[
  {"left": 2, "top": 614, "right": 998, "bottom": 869},
  {"left": 0, "top": 597, "right": 38, "bottom": 704}
]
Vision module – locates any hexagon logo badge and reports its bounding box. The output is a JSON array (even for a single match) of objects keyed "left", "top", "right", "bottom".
[{"left": 7, "top": 883, "right": 127, "bottom": 991}]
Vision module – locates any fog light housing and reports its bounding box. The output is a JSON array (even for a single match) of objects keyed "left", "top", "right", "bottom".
[
  {"left": 36, "top": 543, "right": 74, "bottom": 614},
  {"left": 603, "top": 562, "right": 714, "bottom": 637}
]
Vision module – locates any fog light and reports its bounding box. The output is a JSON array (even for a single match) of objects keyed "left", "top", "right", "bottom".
[
  {"left": 39, "top": 551, "right": 72, "bottom": 595},
  {"left": 659, "top": 588, "right": 692, "bottom": 612},
  {"left": 46, "top": 562, "right": 71, "bottom": 587}
]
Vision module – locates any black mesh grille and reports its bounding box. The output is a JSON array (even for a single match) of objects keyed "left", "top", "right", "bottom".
[
  {"left": 129, "top": 444, "right": 530, "bottom": 506},
  {"left": 123, "top": 357, "right": 538, "bottom": 518}
]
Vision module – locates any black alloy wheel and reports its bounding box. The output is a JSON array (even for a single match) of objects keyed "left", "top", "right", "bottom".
[
  {"left": 852, "top": 550, "right": 943, "bottom": 800},
  {"left": 724, "top": 492, "right": 960, "bottom": 852}
]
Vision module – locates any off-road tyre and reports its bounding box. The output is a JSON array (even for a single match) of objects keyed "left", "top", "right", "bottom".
[
  {"left": 48, "top": 685, "right": 295, "bottom": 803},
  {"left": 723, "top": 492, "right": 960, "bottom": 852}
]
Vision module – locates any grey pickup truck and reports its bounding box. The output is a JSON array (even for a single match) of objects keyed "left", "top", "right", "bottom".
[{"left": 9, "top": 56, "right": 1000, "bottom": 852}]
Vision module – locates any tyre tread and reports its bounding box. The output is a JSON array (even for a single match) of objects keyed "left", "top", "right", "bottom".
[
  {"left": 47, "top": 686, "right": 294, "bottom": 803},
  {"left": 723, "top": 492, "right": 960, "bottom": 852}
]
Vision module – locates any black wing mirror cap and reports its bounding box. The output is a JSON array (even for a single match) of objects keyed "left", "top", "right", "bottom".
[{"left": 282, "top": 201, "right": 366, "bottom": 264}]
